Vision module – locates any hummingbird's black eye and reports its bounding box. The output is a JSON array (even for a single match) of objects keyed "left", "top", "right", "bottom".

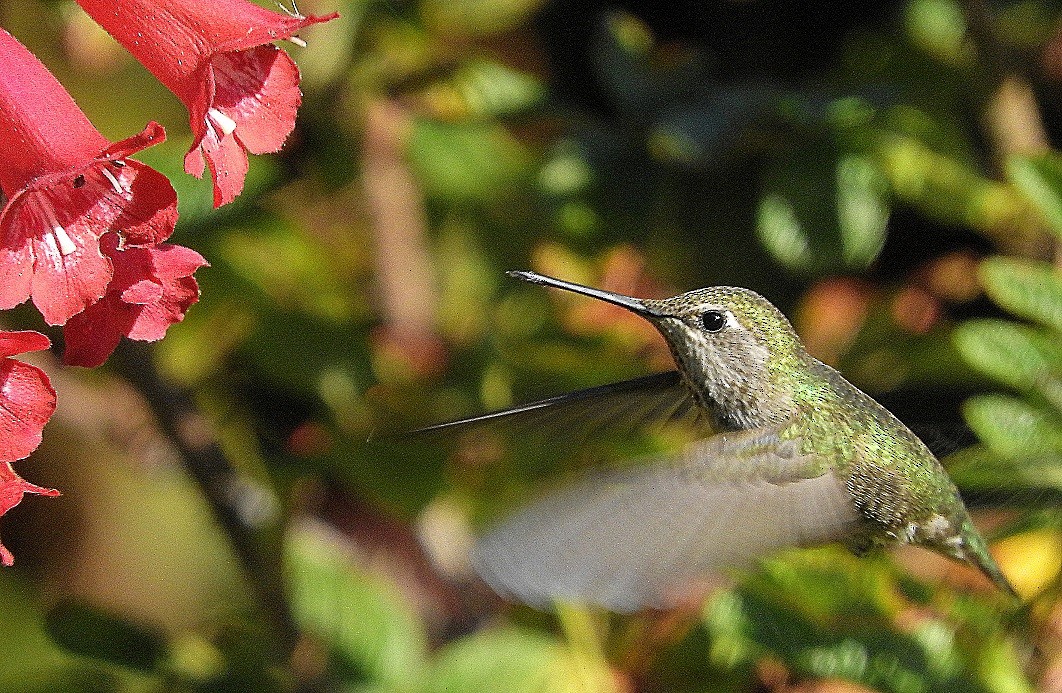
[{"left": 701, "top": 310, "right": 727, "bottom": 332}]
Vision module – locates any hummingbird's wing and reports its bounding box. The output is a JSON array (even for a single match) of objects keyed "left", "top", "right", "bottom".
[
  {"left": 471, "top": 426, "right": 861, "bottom": 612},
  {"left": 414, "top": 371, "right": 704, "bottom": 441}
]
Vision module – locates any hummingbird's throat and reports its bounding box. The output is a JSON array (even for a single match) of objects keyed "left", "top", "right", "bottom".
[{"left": 665, "top": 328, "right": 793, "bottom": 431}]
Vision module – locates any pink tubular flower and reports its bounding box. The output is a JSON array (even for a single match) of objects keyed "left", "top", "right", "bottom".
[
  {"left": 63, "top": 233, "right": 208, "bottom": 367},
  {"left": 0, "top": 28, "right": 178, "bottom": 326},
  {"left": 77, "top": 0, "right": 338, "bottom": 208},
  {"left": 0, "top": 330, "right": 59, "bottom": 566}
]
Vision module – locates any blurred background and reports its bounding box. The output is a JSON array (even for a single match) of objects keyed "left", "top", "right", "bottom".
[{"left": 1, "top": 0, "right": 1061, "bottom": 690}]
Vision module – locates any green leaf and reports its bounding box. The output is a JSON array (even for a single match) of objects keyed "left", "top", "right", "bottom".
[
  {"left": 1007, "top": 153, "right": 1062, "bottom": 238},
  {"left": 45, "top": 600, "right": 166, "bottom": 673},
  {"left": 980, "top": 257, "right": 1062, "bottom": 333},
  {"left": 905, "top": 0, "right": 969, "bottom": 65},
  {"left": 876, "top": 131, "right": 1022, "bottom": 234},
  {"left": 952, "top": 319, "right": 1062, "bottom": 391},
  {"left": 421, "top": 0, "right": 545, "bottom": 35},
  {"left": 703, "top": 551, "right": 1031, "bottom": 693},
  {"left": 425, "top": 627, "right": 618, "bottom": 693},
  {"left": 285, "top": 527, "right": 427, "bottom": 688},
  {"left": 949, "top": 445, "right": 1062, "bottom": 497},
  {"left": 758, "top": 141, "right": 888, "bottom": 275},
  {"left": 962, "top": 394, "right": 1062, "bottom": 457},
  {"left": 836, "top": 154, "right": 891, "bottom": 265},
  {"left": 975, "top": 636, "right": 1037, "bottom": 693},
  {"left": 408, "top": 120, "right": 530, "bottom": 203},
  {"left": 444, "top": 60, "right": 546, "bottom": 119},
  {"left": 220, "top": 223, "right": 356, "bottom": 322}
]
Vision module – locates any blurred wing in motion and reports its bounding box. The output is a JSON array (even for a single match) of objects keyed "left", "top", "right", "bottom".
[
  {"left": 471, "top": 426, "right": 860, "bottom": 612},
  {"left": 414, "top": 371, "right": 705, "bottom": 443}
]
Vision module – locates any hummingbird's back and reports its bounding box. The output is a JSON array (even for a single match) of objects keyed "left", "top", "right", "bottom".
[{"left": 798, "top": 359, "right": 987, "bottom": 561}]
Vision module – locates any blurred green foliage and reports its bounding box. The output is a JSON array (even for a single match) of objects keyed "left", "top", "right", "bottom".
[
  {"left": 2, "top": 0, "right": 1062, "bottom": 691},
  {"left": 951, "top": 254, "right": 1062, "bottom": 511}
]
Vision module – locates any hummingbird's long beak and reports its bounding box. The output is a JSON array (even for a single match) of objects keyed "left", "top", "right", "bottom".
[{"left": 507, "top": 270, "right": 663, "bottom": 318}]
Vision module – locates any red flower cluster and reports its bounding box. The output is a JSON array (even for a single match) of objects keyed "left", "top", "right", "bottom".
[
  {"left": 0, "top": 27, "right": 201, "bottom": 366},
  {"left": 0, "top": 0, "right": 332, "bottom": 563}
]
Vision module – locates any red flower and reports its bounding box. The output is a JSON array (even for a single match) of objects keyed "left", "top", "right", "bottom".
[
  {"left": 63, "top": 233, "right": 208, "bottom": 367},
  {"left": 0, "top": 28, "right": 178, "bottom": 326},
  {"left": 0, "top": 331, "right": 56, "bottom": 462},
  {"left": 0, "top": 330, "right": 59, "bottom": 566},
  {"left": 77, "top": 0, "right": 337, "bottom": 207}
]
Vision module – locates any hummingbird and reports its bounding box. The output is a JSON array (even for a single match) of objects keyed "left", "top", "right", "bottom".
[{"left": 422, "top": 270, "right": 1017, "bottom": 612}]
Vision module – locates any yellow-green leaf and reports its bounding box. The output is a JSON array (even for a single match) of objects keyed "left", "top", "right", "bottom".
[{"left": 980, "top": 256, "right": 1062, "bottom": 334}]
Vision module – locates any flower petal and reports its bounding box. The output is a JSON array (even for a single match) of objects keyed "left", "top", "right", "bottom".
[
  {"left": 0, "top": 340, "right": 56, "bottom": 462},
  {"left": 27, "top": 215, "right": 112, "bottom": 326},
  {"left": 0, "top": 231, "right": 33, "bottom": 313},
  {"left": 213, "top": 46, "right": 301, "bottom": 155},
  {"left": 127, "top": 274, "right": 201, "bottom": 341},
  {"left": 63, "top": 242, "right": 207, "bottom": 367},
  {"left": 0, "top": 135, "right": 177, "bottom": 325},
  {"left": 99, "top": 120, "right": 166, "bottom": 160},
  {"left": 124, "top": 243, "right": 207, "bottom": 341},
  {"left": 60, "top": 293, "right": 129, "bottom": 368},
  {"left": 0, "top": 29, "right": 176, "bottom": 323},
  {"left": 186, "top": 118, "right": 249, "bottom": 207},
  {"left": 77, "top": 0, "right": 336, "bottom": 98},
  {"left": 121, "top": 279, "right": 164, "bottom": 305},
  {"left": 105, "top": 160, "right": 179, "bottom": 247},
  {"left": 0, "top": 331, "right": 51, "bottom": 359}
]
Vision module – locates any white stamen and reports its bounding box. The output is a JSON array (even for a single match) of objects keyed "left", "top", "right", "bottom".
[
  {"left": 38, "top": 204, "right": 78, "bottom": 256},
  {"left": 207, "top": 108, "right": 238, "bottom": 136},
  {"left": 274, "top": 0, "right": 303, "bottom": 18},
  {"left": 288, "top": 36, "right": 307, "bottom": 48},
  {"left": 42, "top": 232, "right": 60, "bottom": 259},
  {"left": 52, "top": 224, "right": 77, "bottom": 256},
  {"left": 100, "top": 166, "right": 125, "bottom": 195}
]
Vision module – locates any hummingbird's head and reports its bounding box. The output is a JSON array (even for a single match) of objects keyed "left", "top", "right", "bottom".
[{"left": 508, "top": 271, "right": 808, "bottom": 429}]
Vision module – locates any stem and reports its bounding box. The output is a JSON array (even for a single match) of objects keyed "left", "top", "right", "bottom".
[
  {"left": 555, "top": 601, "right": 607, "bottom": 663},
  {"left": 960, "top": 0, "right": 1050, "bottom": 157},
  {"left": 111, "top": 340, "right": 300, "bottom": 657},
  {"left": 363, "top": 98, "right": 437, "bottom": 336},
  {"left": 615, "top": 607, "right": 699, "bottom": 687},
  {"left": 960, "top": 0, "right": 1060, "bottom": 264}
]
